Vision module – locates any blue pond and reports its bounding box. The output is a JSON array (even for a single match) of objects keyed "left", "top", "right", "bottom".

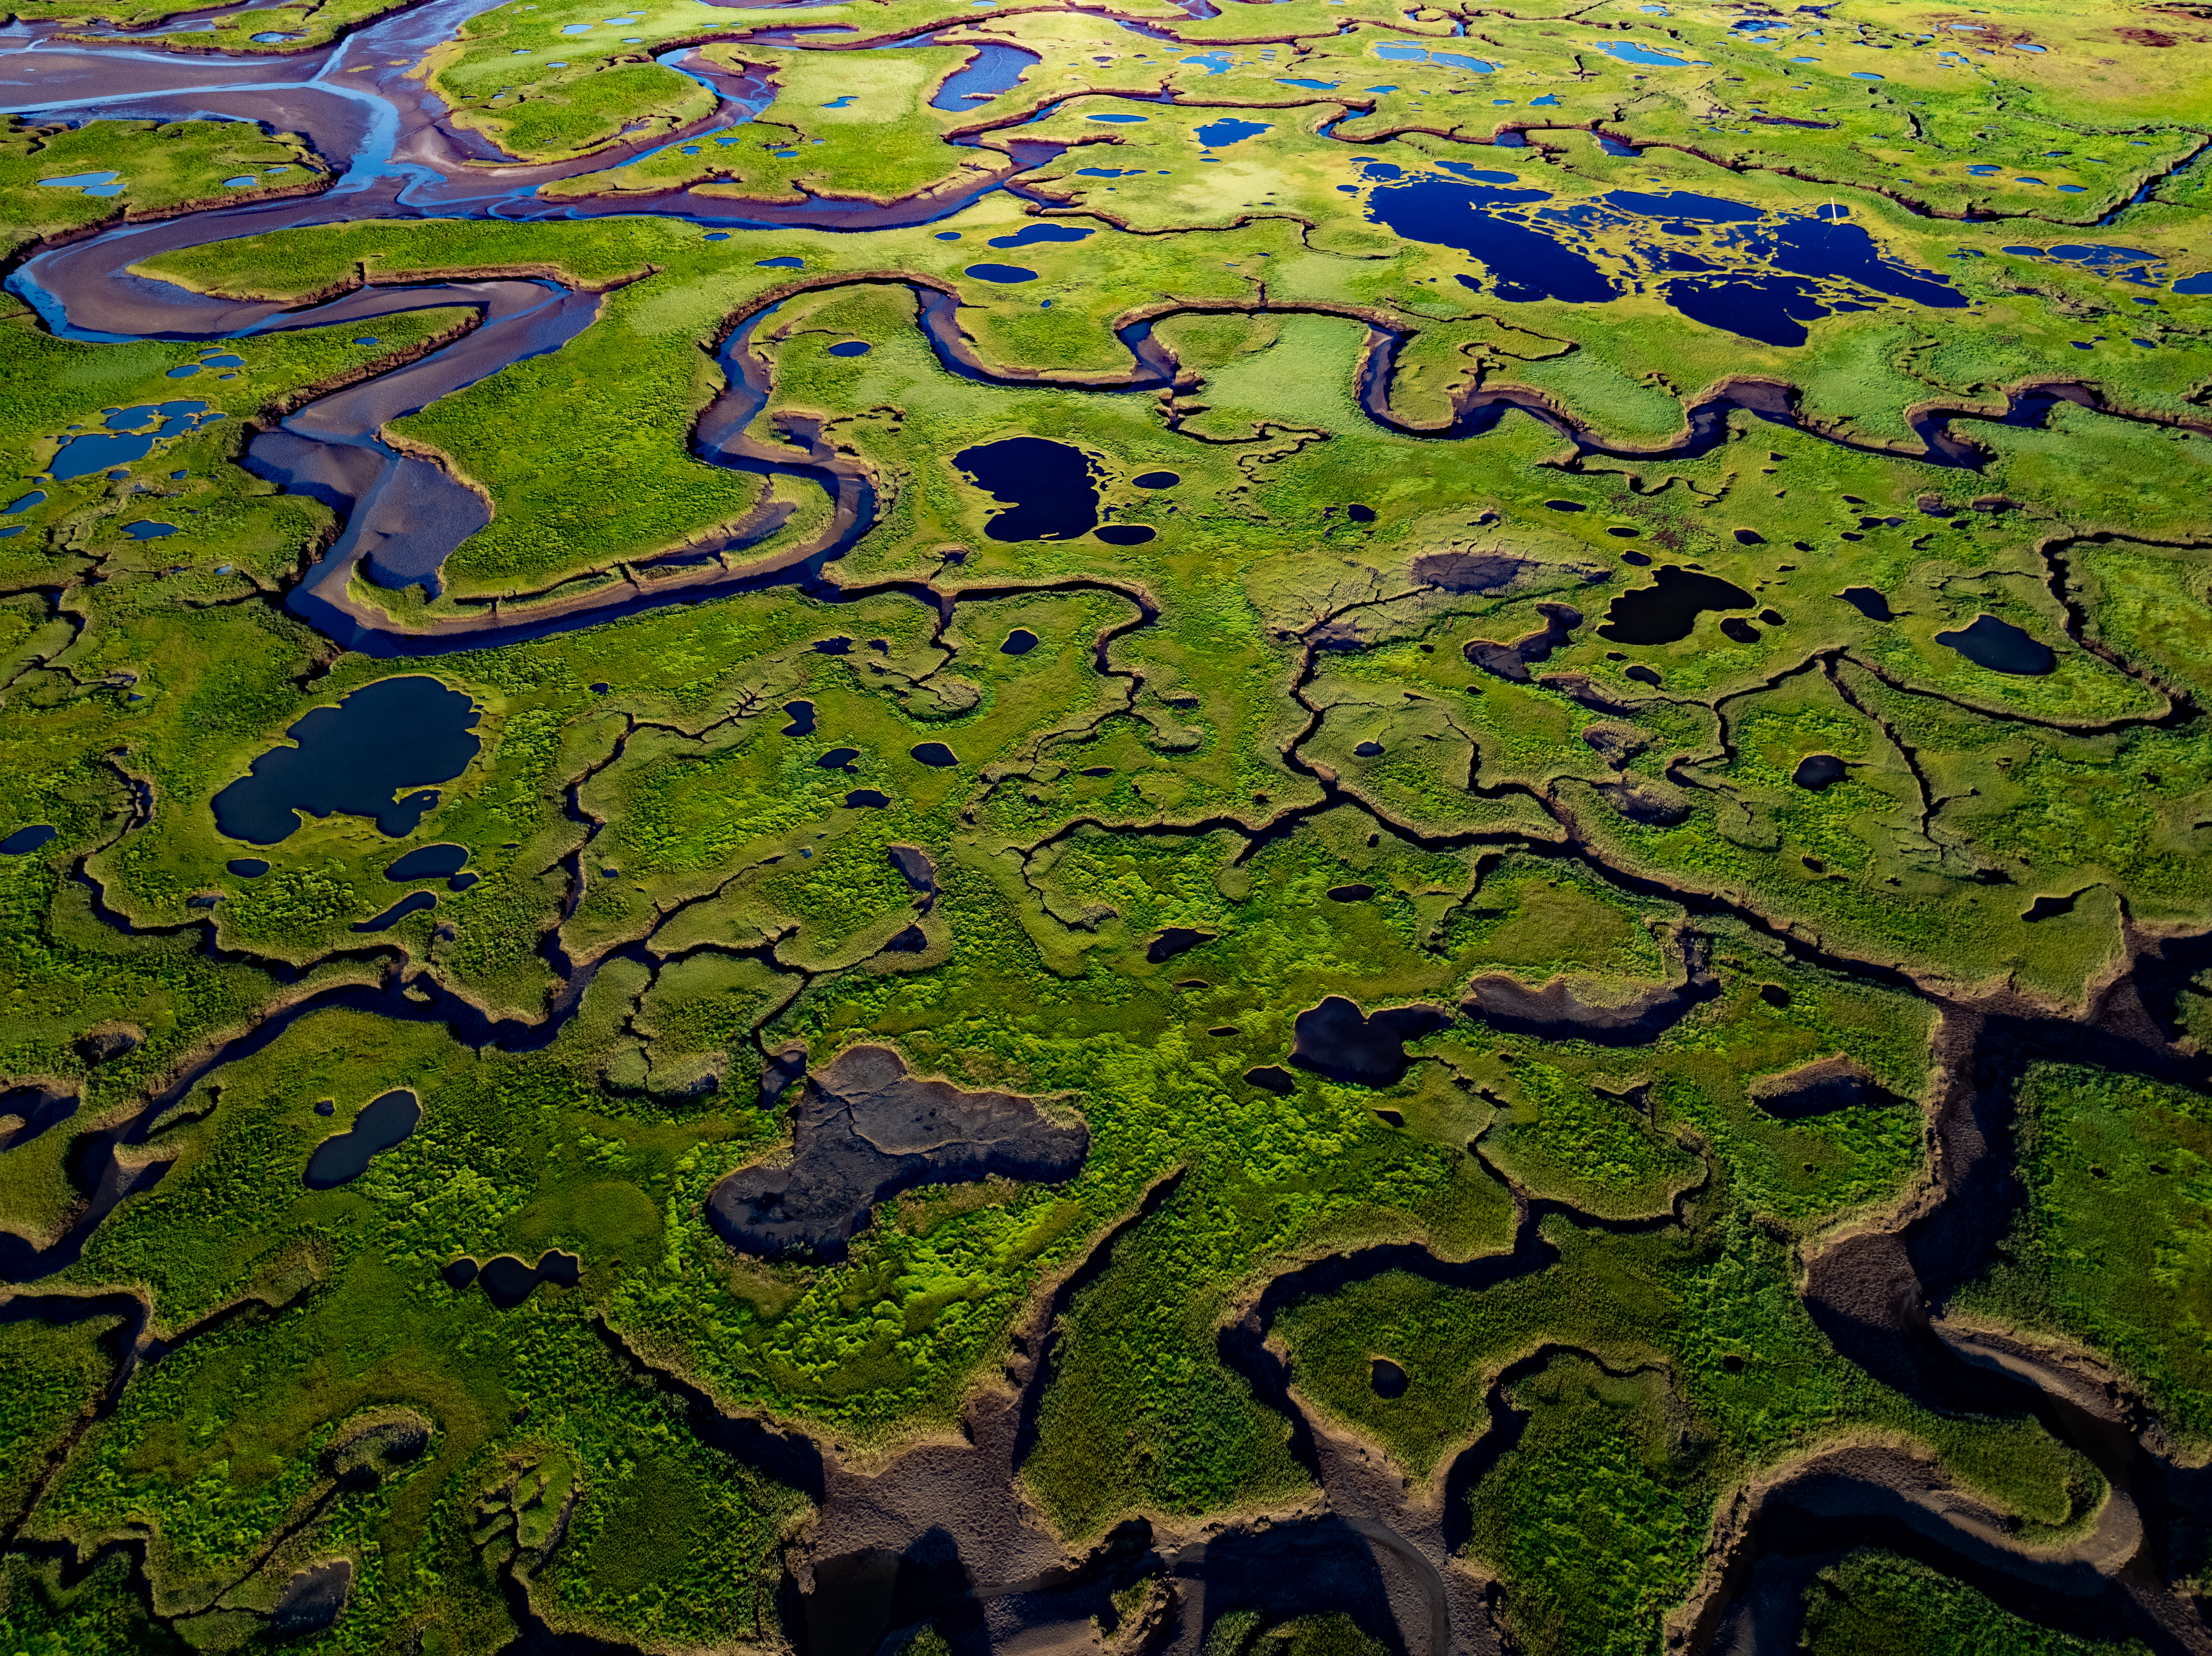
[
  {"left": 930, "top": 42, "right": 1038, "bottom": 110},
  {"left": 353, "top": 892, "right": 436, "bottom": 931},
  {"left": 48, "top": 402, "right": 219, "bottom": 481},
  {"left": 822, "top": 94, "right": 856, "bottom": 107},
  {"left": 227, "top": 857, "right": 269, "bottom": 878},
  {"left": 1587, "top": 40, "right": 1706, "bottom": 67},
  {"left": 2003, "top": 244, "right": 2159, "bottom": 268},
  {"left": 989, "top": 223, "right": 1096, "bottom": 249},
  {"left": 122, "top": 521, "right": 176, "bottom": 540},
  {"left": 38, "top": 171, "right": 123, "bottom": 197},
  {"left": 1276, "top": 77, "right": 1337, "bottom": 88},
  {"left": 827, "top": 340, "right": 872, "bottom": 356},
  {"left": 2173, "top": 273, "right": 2212, "bottom": 295},
  {"left": 966, "top": 263, "right": 1038, "bottom": 283},
  {"left": 1195, "top": 117, "right": 1271, "bottom": 147},
  {"left": 1087, "top": 112, "right": 1147, "bottom": 123},
  {"left": 1183, "top": 52, "right": 1230, "bottom": 73},
  {"left": 0, "top": 825, "right": 55, "bottom": 856},
  {"left": 2, "top": 492, "right": 45, "bottom": 515},
  {"left": 1375, "top": 43, "right": 1494, "bottom": 70},
  {"left": 385, "top": 843, "right": 469, "bottom": 881},
  {"left": 756, "top": 256, "right": 805, "bottom": 269},
  {"left": 1363, "top": 169, "right": 1613, "bottom": 304},
  {"left": 1361, "top": 161, "right": 1965, "bottom": 343},
  {"left": 212, "top": 676, "right": 481, "bottom": 846},
  {"left": 1076, "top": 167, "right": 1147, "bottom": 177},
  {"left": 304, "top": 1090, "right": 421, "bottom": 1188}
]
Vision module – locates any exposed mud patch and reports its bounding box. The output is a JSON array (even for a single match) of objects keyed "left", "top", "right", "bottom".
[{"left": 708, "top": 1045, "right": 1087, "bottom": 1262}]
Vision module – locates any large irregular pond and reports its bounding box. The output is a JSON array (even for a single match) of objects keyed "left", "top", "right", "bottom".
[
  {"left": 213, "top": 676, "right": 482, "bottom": 845},
  {"left": 1357, "top": 161, "right": 1970, "bottom": 345},
  {"left": 953, "top": 436, "right": 1103, "bottom": 540}
]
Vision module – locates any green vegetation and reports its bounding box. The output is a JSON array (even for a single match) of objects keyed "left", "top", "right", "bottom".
[
  {"left": 4, "top": 0, "right": 2211, "bottom": 1648},
  {"left": 1, "top": 119, "right": 327, "bottom": 262},
  {"left": 1958, "top": 1064, "right": 2212, "bottom": 1450},
  {"left": 1800, "top": 1549, "right": 2149, "bottom": 1656}
]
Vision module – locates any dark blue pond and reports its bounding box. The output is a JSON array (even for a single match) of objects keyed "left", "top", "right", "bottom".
[
  {"left": 1603, "top": 189, "right": 1761, "bottom": 222},
  {"left": 911, "top": 742, "right": 959, "bottom": 767},
  {"left": 2173, "top": 273, "right": 2212, "bottom": 296},
  {"left": 2, "top": 491, "right": 45, "bottom": 514},
  {"left": 966, "top": 263, "right": 1038, "bottom": 283},
  {"left": 122, "top": 521, "right": 177, "bottom": 540},
  {"left": 1599, "top": 566, "right": 1756, "bottom": 645},
  {"left": 782, "top": 700, "right": 816, "bottom": 735},
  {"left": 354, "top": 891, "right": 438, "bottom": 931},
  {"left": 988, "top": 223, "right": 1095, "bottom": 249},
  {"left": 1002, "top": 628, "right": 1039, "bottom": 655},
  {"left": 212, "top": 676, "right": 481, "bottom": 846},
  {"left": 1664, "top": 274, "right": 1831, "bottom": 347},
  {"left": 827, "top": 340, "right": 871, "bottom": 356},
  {"left": 227, "top": 857, "right": 270, "bottom": 878},
  {"left": 1936, "top": 613, "right": 2054, "bottom": 675},
  {"left": 1096, "top": 524, "right": 1156, "bottom": 545},
  {"left": 0, "top": 825, "right": 55, "bottom": 855},
  {"left": 1134, "top": 470, "right": 1179, "bottom": 488},
  {"left": 1358, "top": 162, "right": 1965, "bottom": 338},
  {"left": 49, "top": 402, "right": 220, "bottom": 481},
  {"left": 1364, "top": 172, "right": 1615, "bottom": 304},
  {"left": 304, "top": 1089, "right": 421, "bottom": 1189},
  {"left": 954, "top": 436, "right": 1100, "bottom": 540},
  {"left": 385, "top": 843, "right": 470, "bottom": 881},
  {"left": 470, "top": 1249, "right": 582, "bottom": 1309}
]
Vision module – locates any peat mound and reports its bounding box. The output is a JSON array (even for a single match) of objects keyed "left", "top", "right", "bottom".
[{"left": 708, "top": 1045, "right": 1087, "bottom": 1262}]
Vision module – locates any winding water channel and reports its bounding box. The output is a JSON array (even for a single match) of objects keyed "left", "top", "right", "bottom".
[{"left": 7, "top": 4, "right": 2212, "bottom": 1653}]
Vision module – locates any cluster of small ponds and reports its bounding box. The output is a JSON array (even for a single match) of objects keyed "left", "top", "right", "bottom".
[
  {"left": 1355, "top": 160, "right": 1967, "bottom": 346},
  {"left": 39, "top": 399, "right": 224, "bottom": 482}
]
